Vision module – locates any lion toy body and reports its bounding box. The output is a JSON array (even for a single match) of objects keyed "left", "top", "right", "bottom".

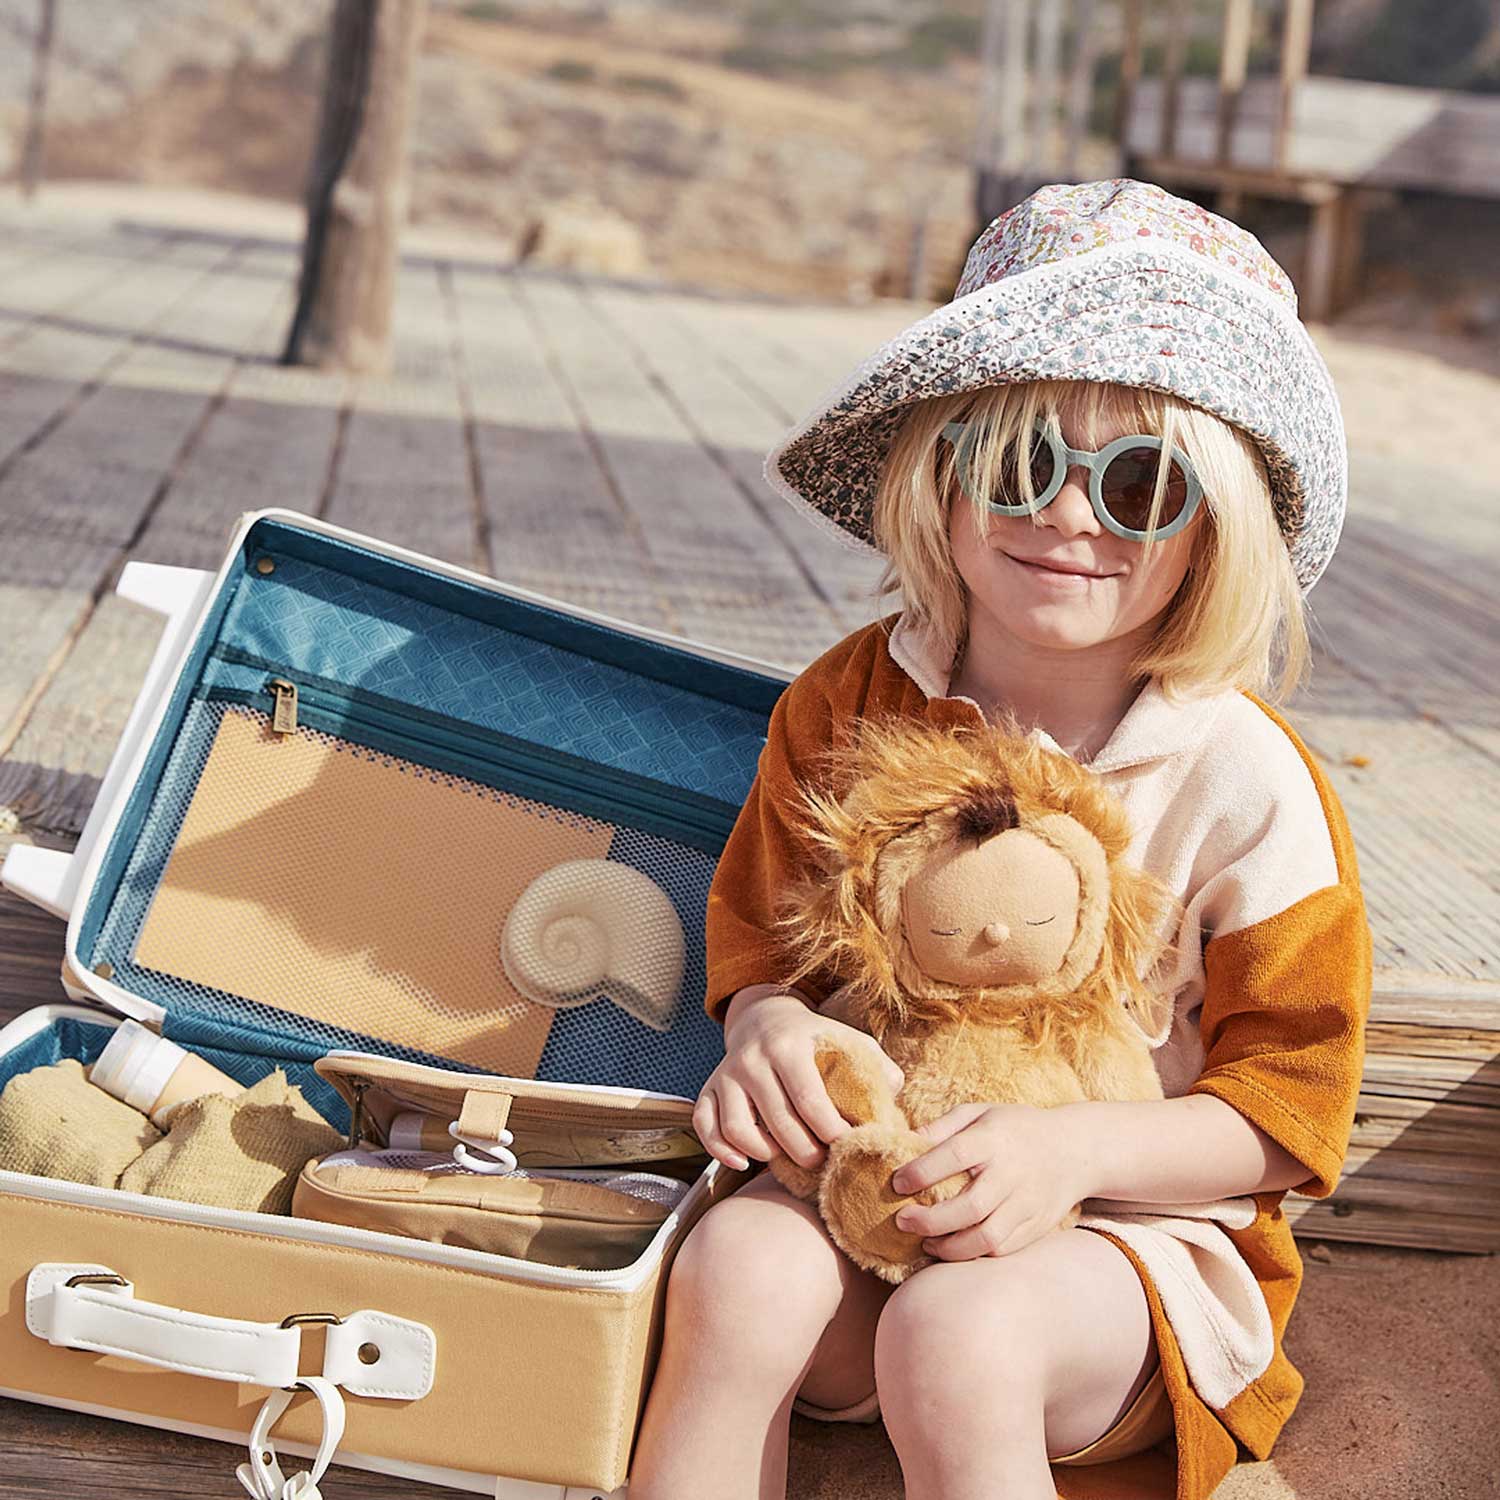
[{"left": 766, "top": 714, "right": 1179, "bottom": 1284}]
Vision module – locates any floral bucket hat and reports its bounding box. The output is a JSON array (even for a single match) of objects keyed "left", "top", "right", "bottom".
[{"left": 763, "top": 178, "right": 1348, "bottom": 593}]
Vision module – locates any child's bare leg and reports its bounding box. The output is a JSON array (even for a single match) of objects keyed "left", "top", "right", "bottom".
[
  {"left": 873, "top": 1227, "right": 1158, "bottom": 1500},
  {"left": 629, "top": 1168, "right": 894, "bottom": 1500}
]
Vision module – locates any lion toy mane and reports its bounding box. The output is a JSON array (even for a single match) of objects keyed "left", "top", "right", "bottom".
[{"left": 765, "top": 712, "right": 1181, "bottom": 1283}]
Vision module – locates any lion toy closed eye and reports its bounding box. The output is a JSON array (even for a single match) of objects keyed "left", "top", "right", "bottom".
[{"left": 766, "top": 713, "right": 1180, "bottom": 1284}]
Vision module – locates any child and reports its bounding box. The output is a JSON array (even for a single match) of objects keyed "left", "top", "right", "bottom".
[{"left": 629, "top": 179, "right": 1371, "bottom": 1500}]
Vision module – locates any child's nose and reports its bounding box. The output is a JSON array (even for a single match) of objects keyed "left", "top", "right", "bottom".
[{"left": 1033, "top": 463, "right": 1100, "bottom": 537}]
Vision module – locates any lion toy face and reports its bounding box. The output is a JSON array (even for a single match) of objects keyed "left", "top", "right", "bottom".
[
  {"left": 901, "top": 821, "right": 1086, "bottom": 988},
  {"left": 774, "top": 712, "right": 1177, "bottom": 1043}
]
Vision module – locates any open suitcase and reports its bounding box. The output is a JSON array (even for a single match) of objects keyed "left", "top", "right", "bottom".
[{"left": 0, "top": 507, "right": 791, "bottom": 1496}]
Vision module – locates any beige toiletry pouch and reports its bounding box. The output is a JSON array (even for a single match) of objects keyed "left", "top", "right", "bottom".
[
  {"left": 295, "top": 1050, "right": 711, "bottom": 1267},
  {"left": 313, "top": 1049, "right": 709, "bottom": 1172}
]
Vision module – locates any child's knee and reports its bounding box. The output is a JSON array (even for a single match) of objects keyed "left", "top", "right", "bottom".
[
  {"left": 668, "top": 1183, "right": 847, "bottom": 1347},
  {"left": 874, "top": 1261, "right": 1046, "bottom": 1408}
]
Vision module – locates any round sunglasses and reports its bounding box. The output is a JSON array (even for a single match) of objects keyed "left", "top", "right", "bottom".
[{"left": 939, "top": 418, "right": 1205, "bottom": 542}]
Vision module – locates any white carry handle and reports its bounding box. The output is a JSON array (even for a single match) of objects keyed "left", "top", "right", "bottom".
[
  {"left": 1, "top": 561, "right": 215, "bottom": 925},
  {"left": 26, "top": 1264, "right": 435, "bottom": 1400},
  {"left": 237, "top": 1375, "right": 346, "bottom": 1500}
]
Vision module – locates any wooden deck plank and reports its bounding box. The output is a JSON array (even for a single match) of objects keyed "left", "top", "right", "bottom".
[
  {"left": 0, "top": 228, "right": 198, "bottom": 355},
  {"left": 655, "top": 289, "right": 935, "bottom": 624},
  {"left": 0, "top": 234, "right": 231, "bottom": 462},
  {"left": 513, "top": 272, "right": 837, "bottom": 666},
  {"left": 575, "top": 279, "right": 885, "bottom": 640},
  {"left": 0, "top": 251, "right": 296, "bottom": 833},
  {"left": 323, "top": 262, "right": 478, "bottom": 572},
  {"left": 1290, "top": 657, "right": 1499, "bottom": 985},
  {"left": 447, "top": 267, "right": 681, "bottom": 634}
]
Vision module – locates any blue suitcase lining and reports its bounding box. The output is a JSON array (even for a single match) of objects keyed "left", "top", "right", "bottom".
[{"left": 70, "top": 516, "right": 787, "bottom": 1101}]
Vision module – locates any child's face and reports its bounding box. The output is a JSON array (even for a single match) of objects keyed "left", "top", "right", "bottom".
[{"left": 946, "top": 399, "right": 1204, "bottom": 653}]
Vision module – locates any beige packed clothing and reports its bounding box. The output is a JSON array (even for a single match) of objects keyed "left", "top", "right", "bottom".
[
  {"left": 0, "top": 1059, "right": 163, "bottom": 1187},
  {"left": 119, "top": 1068, "right": 342, "bottom": 1215}
]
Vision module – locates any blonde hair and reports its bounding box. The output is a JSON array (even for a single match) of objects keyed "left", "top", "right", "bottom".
[{"left": 869, "top": 379, "right": 1310, "bottom": 704}]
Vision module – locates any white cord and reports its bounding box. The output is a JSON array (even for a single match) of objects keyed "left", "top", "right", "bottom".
[{"left": 235, "top": 1375, "right": 346, "bottom": 1500}]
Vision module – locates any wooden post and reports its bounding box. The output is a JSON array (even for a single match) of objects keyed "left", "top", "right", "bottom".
[
  {"left": 1001, "top": 0, "right": 1032, "bottom": 176},
  {"left": 1274, "top": 0, "right": 1314, "bottom": 171},
  {"left": 282, "top": 0, "right": 428, "bottom": 374},
  {"left": 18, "top": 0, "right": 57, "bottom": 200},
  {"left": 1159, "top": 0, "right": 1189, "bottom": 160},
  {"left": 1063, "top": 0, "right": 1099, "bottom": 178},
  {"left": 1215, "top": 0, "right": 1254, "bottom": 220},
  {"left": 1031, "top": 0, "right": 1062, "bottom": 178},
  {"left": 1115, "top": 0, "right": 1144, "bottom": 170},
  {"left": 1215, "top": 0, "right": 1253, "bottom": 165},
  {"left": 973, "top": 0, "right": 1035, "bottom": 227}
]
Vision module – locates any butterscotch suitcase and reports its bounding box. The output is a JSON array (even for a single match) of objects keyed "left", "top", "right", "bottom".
[{"left": 0, "top": 507, "right": 789, "bottom": 1496}]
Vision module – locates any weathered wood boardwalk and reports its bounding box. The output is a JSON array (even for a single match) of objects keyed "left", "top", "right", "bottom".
[{"left": 0, "top": 195, "right": 1496, "bottom": 1499}]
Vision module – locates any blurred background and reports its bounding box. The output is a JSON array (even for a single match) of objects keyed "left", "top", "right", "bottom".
[
  {"left": 0, "top": 8, "right": 1497, "bottom": 1494},
  {"left": 2, "top": 0, "right": 1499, "bottom": 319}
]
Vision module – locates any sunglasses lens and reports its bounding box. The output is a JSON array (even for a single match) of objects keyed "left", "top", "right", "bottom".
[
  {"left": 985, "top": 436, "right": 1055, "bottom": 510},
  {"left": 1101, "top": 447, "right": 1190, "bottom": 533}
]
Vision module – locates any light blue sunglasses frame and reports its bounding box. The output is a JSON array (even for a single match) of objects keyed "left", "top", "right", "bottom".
[{"left": 940, "top": 418, "right": 1205, "bottom": 542}]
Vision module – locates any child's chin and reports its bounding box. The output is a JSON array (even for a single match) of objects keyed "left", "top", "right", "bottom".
[{"left": 994, "top": 605, "right": 1111, "bottom": 651}]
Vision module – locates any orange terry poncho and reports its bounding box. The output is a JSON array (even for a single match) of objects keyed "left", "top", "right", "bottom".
[{"left": 703, "top": 612, "right": 1372, "bottom": 1500}]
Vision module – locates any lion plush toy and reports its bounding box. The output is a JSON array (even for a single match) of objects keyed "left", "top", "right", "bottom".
[{"left": 766, "top": 713, "right": 1180, "bottom": 1284}]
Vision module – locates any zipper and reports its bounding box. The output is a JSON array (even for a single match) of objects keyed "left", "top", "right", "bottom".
[
  {"left": 268, "top": 677, "right": 299, "bottom": 735},
  {"left": 194, "top": 651, "right": 740, "bottom": 854},
  {"left": 347, "top": 1078, "right": 370, "bottom": 1149},
  {"left": 341, "top": 1073, "right": 694, "bottom": 1138}
]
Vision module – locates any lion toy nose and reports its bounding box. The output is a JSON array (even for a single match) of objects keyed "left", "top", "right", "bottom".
[{"left": 982, "top": 922, "right": 1011, "bottom": 946}]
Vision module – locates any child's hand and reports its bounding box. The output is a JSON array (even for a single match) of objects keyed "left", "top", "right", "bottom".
[
  {"left": 887, "top": 1102, "right": 1095, "bottom": 1260},
  {"left": 694, "top": 991, "right": 904, "bottom": 1174}
]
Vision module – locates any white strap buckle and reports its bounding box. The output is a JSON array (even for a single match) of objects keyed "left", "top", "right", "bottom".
[{"left": 237, "top": 1374, "right": 346, "bottom": 1500}]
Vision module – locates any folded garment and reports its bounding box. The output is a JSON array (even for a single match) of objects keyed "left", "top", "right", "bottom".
[
  {"left": 118, "top": 1068, "right": 342, "bottom": 1215},
  {"left": 0, "top": 1058, "right": 163, "bottom": 1187},
  {"left": 1077, "top": 1196, "right": 1274, "bottom": 1411}
]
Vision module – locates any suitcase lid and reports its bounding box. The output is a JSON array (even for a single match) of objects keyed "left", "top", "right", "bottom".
[{"left": 63, "top": 509, "right": 795, "bottom": 1103}]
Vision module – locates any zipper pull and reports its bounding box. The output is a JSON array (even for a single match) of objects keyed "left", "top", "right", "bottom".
[
  {"left": 268, "top": 678, "right": 299, "bottom": 736},
  {"left": 347, "top": 1079, "right": 370, "bottom": 1149}
]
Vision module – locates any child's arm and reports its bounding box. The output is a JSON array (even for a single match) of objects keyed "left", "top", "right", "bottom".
[
  {"left": 695, "top": 668, "right": 904, "bottom": 1171},
  {"left": 703, "top": 672, "right": 843, "bottom": 1025},
  {"left": 1076, "top": 856, "right": 1371, "bottom": 1205}
]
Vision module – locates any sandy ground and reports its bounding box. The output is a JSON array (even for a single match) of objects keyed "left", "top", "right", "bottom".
[{"left": 788, "top": 1245, "right": 1500, "bottom": 1499}]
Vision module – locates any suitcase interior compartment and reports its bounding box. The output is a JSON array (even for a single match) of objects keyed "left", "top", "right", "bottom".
[{"left": 69, "top": 514, "right": 782, "bottom": 1100}]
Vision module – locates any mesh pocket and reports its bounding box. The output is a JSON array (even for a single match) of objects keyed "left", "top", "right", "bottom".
[
  {"left": 90, "top": 698, "right": 728, "bottom": 1096},
  {"left": 318, "top": 1148, "right": 691, "bottom": 1210}
]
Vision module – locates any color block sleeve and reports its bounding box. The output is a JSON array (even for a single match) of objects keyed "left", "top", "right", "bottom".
[
  {"left": 702, "top": 673, "right": 841, "bottom": 1027},
  {"left": 1187, "top": 721, "right": 1373, "bottom": 1199}
]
